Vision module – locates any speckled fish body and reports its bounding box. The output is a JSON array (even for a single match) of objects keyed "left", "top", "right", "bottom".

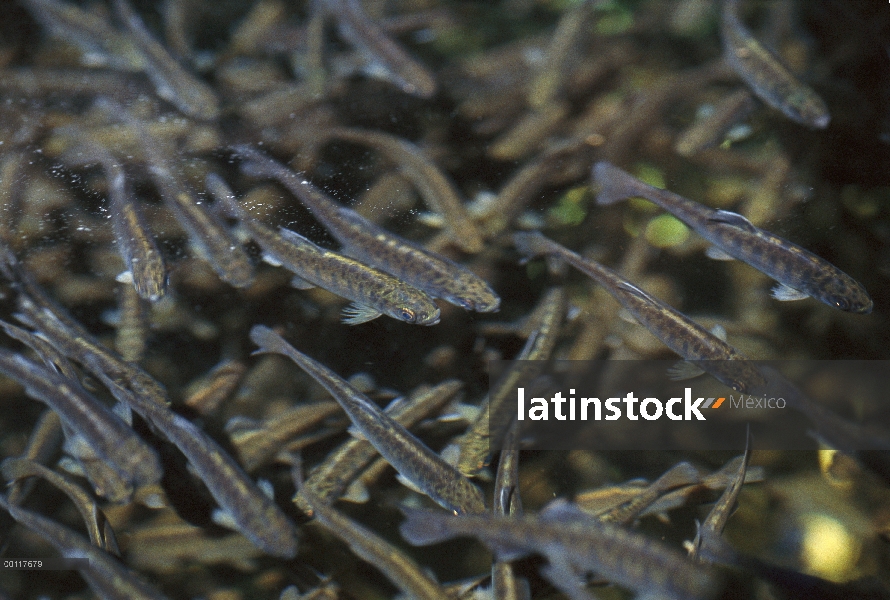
[
  {"left": 251, "top": 326, "right": 486, "bottom": 515},
  {"left": 234, "top": 146, "right": 499, "bottom": 312},
  {"left": 690, "top": 431, "right": 751, "bottom": 563},
  {"left": 0, "top": 495, "right": 171, "bottom": 600},
  {"left": 594, "top": 162, "right": 872, "bottom": 313},
  {"left": 0, "top": 349, "right": 162, "bottom": 489},
  {"left": 88, "top": 362, "right": 301, "bottom": 559},
  {"left": 107, "top": 164, "right": 167, "bottom": 302},
  {"left": 720, "top": 0, "right": 829, "bottom": 128},
  {"left": 68, "top": 140, "right": 169, "bottom": 302},
  {"left": 16, "top": 293, "right": 170, "bottom": 407},
  {"left": 207, "top": 174, "right": 440, "bottom": 326},
  {"left": 112, "top": 0, "right": 220, "bottom": 119},
  {"left": 457, "top": 287, "right": 565, "bottom": 476},
  {"left": 295, "top": 380, "right": 462, "bottom": 510},
  {"left": 513, "top": 231, "right": 765, "bottom": 393},
  {"left": 400, "top": 509, "right": 723, "bottom": 600},
  {"left": 108, "top": 103, "right": 253, "bottom": 288}
]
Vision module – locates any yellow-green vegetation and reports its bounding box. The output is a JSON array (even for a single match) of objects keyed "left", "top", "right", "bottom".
[{"left": 645, "top": 214, "right": 690, "bottom": 248}]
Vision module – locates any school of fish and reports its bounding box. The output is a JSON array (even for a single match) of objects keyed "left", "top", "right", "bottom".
[{"left": 0, "top": 1, "right": 885, "bottom": 600}]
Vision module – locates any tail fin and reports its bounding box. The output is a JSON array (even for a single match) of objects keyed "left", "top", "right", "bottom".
[
  {"left": 512, "top": 231, "right": 552, "bottom": 263},
  {"left": 398, "top": 508, "right": 461, "bottom": 546},
  {"left": 592, "top": 161, "right": 645, "bottom": 206},
  {"left": 204, "top": 173, "right": 243, "bottom": 219}
]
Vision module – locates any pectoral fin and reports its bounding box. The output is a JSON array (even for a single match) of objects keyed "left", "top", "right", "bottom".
[
  {"left": 289, "top": 275, "right": 316, "bottom": 290},
  {"left": 771, "top": 282, "right": 809, "bottom": 301},
  {"left": 341, "top": 303, "right": 382, "bottom": 325},
  {"left": 667, "top": 361, "right": 705, "bottom": 381},
  {"left": 705, "top": 246, "right": 735, "bottom": 261},
  {"left": 709, "top": 209, "right": 757, "bottom": 233},
  {"left": 261, "top": 253, "right": 283, "bottom": 267},
  {"left": 341, "top": 480, "right": 370, "bottom": 503}
]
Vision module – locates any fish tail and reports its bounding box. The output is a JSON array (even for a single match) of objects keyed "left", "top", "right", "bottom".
[
  {"left": 249, "top": 325, "right": 290, "bottom": 357},
  {"left": 204, "top": 173, "right": 242, "bottom": 219},
  {"left": 232, "top": 145, "right": 277, "bottom": 180},
  {"left": 398, "top": 509, "right": 460, "bottom": 546},
  {"left": 512, "top": 231, "right": 554, "bottom": 262},
  {"left": 592, "top": 161, "right": 640, "bottom": 206}
]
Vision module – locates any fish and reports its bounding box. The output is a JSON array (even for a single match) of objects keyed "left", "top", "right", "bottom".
[
  {"left": 85, "top": 360, "right": 301, "bottom": 559},
  {"left": 15, "top": 292, "right": 170, "bottom": 408},
  {"left": 21, "top": 0, "right": 141, "bottom": 70},
  {"left": 0, "top": 67, "right": 144, "bottom": 98},
  {"left": 112, "top": 0, "right": 220, "bottom": 120},
  {"left": 126, "top": 518, "right": 265, "bottom": 574},
  {"left": 690, "top": 429, "right": 752, "bottom": 563},
  {"left": 0, "top": 494, "right": 171, "bottom": 600},
  {"left": 513, "top": 231, "right": 765, "bottom": 393},
  {"left": 321, "top": 0, "right": 437, "bottom": 98},
  {"left": 234, "top": 145, "right": 499, "bottom": 312},
  {"left": 101, "top": 100, "right": 254, "bottom": 289},
  {"left": 300, "top": 489, "right": 448, "bottom": 599},
  {"left": 720, "top": 0, "right": 830, "bottom": 129},
  {"left": 1, "top": 457, "right": 120, "bottom": 555},
  {"left": 457, "top": 287, "right": 566, "bottom": 476},
  {"left": 113, "top": 283, "right": 149, "bottom": 363},
  {"left": 294, "top": 380, "right": 462, "bottom": 511},
  {"left": 400, "top": 506, "right": 723, "bottom": 600},
  {"left": 492, "top": 420, "right": 530, "bottom": 600},
  {"left": 69, "top": 138, "right": 167, "bottom": 301},
  {"left": 597, "top": 461, "right": 701, "bottom": 525},
  {"left": 685, "top": 430, "right": 890, "bottom": 600},
  {"left": 183, "top": 359, "right": 247, "bottom": 416},
  {"left": 6, "top": 410, "right": 63, "bottom": 505},
  {"left": 227, "top": 402, "right": 343, "bottom": 472},
  {"left": 576, "top": 456, "right": 765, "bottom": 520},
  {"left": 0, "top": 348, "right": 163, "bottom": 490},
  {"left": 324, "top": 128, "right": 485, "bottom": 253},
  {"left": 107, "top": 164, "right": 168, "bottom": 302},
  {"left": 527, "top": 0, "right": 593, "bottom": 108},
  {"left": 251, "top": 325, "right": 486, "bottom": 515},
  {"left": 593, "top": 162, "right": 873, "bottom": 313},
  {"left": 206, "top": 173, "right": 441, "bottom": 326}
]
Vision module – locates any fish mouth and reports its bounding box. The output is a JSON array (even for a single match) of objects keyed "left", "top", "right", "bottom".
[
  {"left": 477, "top": 300, "right": 501, "bottom": 313},
  {"left": 424, "top": 311, "right": 442, "bottom": 325},
  {"left": 856, "top": 301, "right": 874, "bottom": 315},
  {"left": 456, "top": 297, "right": 501, "bottom": 313}
]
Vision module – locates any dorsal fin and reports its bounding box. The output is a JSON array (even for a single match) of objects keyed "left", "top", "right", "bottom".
[{"left": 709, "top": 210, "right": 757, "bottom": 233}]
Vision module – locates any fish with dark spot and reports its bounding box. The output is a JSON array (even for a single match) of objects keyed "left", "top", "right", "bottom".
[
  {"left": 594, "top": 162, "right": 872, "bottom": 313},
  {"left": 234, "top": 146, "right": 499, "bottom": 312},
  {"left": 251, "top": 325, "right": 486, "bottom": 515},
  {"left": 513, "top": 231, "right": 764, "bottom": 393},
  {"left": 720, "top": 0, "right": 830, "bottom": 128},
  {"left": 207, "top": 173, "right": 440, "bottom": 326},
  {"left": 0, "top": 349, "right": 162, "bottom": 491}
]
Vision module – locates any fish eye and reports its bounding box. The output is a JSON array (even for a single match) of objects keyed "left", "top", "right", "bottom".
[
  {"left": 832, "top": 297, "right": 849, "bottom": 311},
  {"left": 399, "top": 308, "right": 417, "bottom": 322}
]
